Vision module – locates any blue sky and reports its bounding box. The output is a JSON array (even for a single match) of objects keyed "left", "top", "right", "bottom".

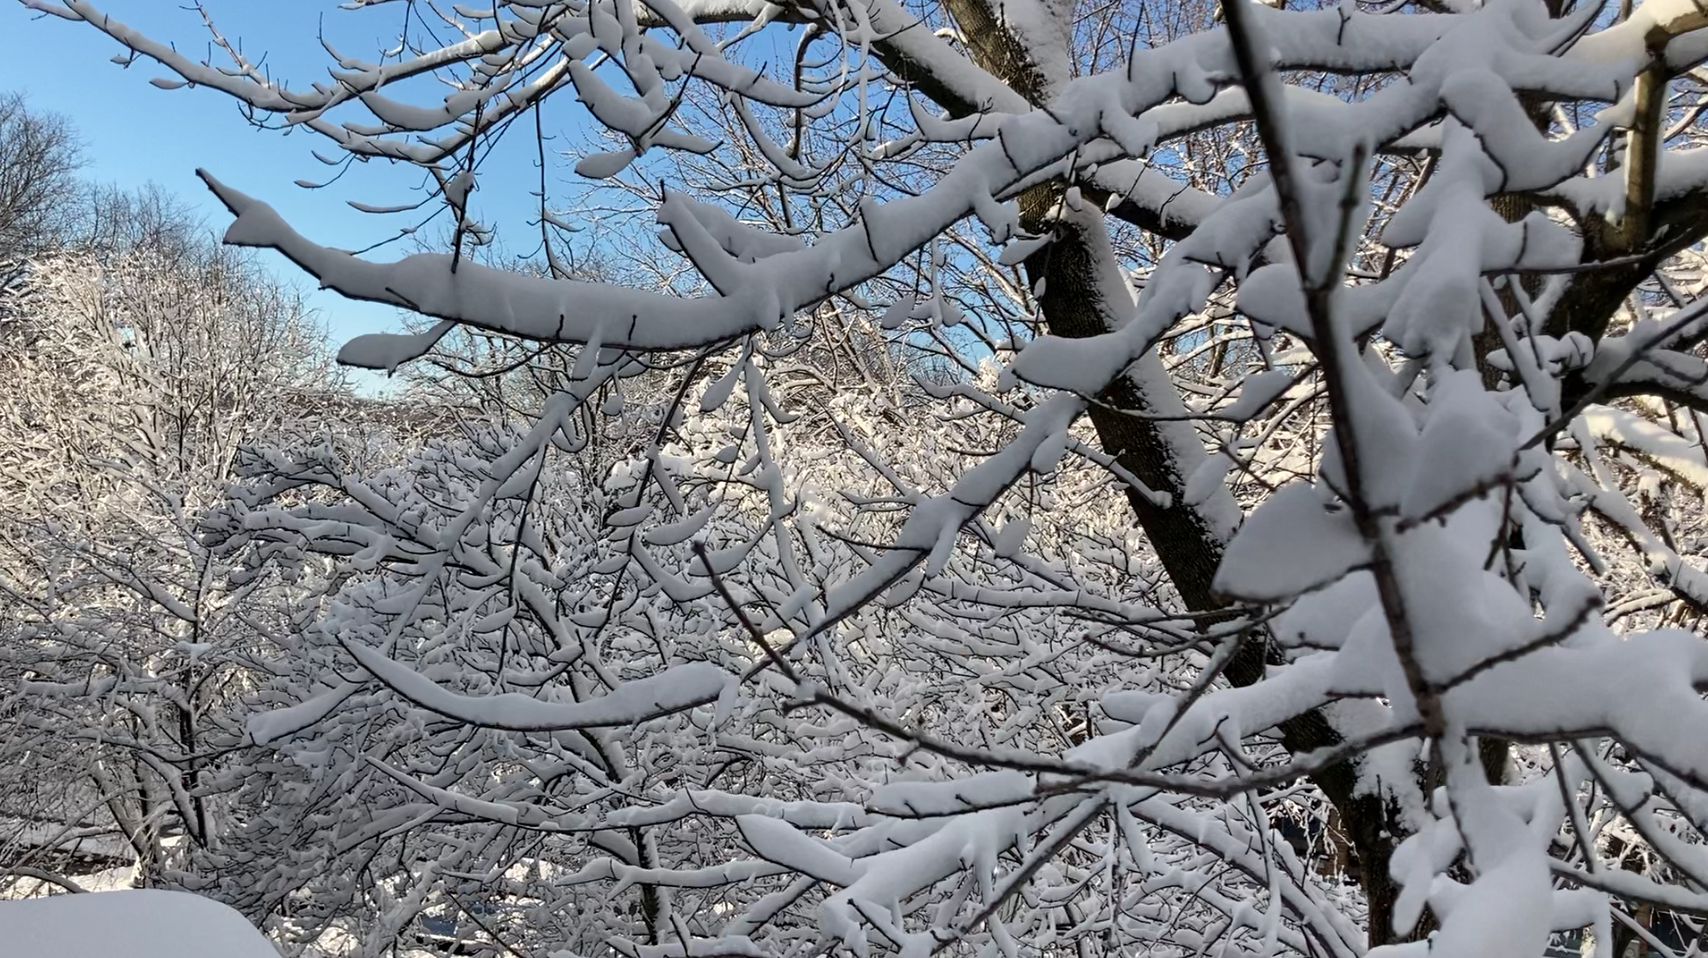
[{"left": 0, "top": 1, "right": 577, "bottom": 391}]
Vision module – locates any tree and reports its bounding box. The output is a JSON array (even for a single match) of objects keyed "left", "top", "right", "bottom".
[
  {"left": 0, "top": 191, "right": 348, "bottom": 894},
  {"left": 0, "top": 91, "right": 81, "bottom": 274},
  {"left": 18, "top": 0, "right": 1708, "bottom": 955}
]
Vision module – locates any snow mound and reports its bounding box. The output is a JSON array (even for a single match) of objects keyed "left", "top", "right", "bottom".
[{"left": 0, "top": 889, "right": 276, "bottom": 958}]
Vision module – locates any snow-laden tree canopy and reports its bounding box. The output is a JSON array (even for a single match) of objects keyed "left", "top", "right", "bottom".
[{"left": 14, "top": 0, "right": 1708, "bottom": 955}]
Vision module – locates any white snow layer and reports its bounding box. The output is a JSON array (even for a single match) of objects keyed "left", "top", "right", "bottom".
[{"left": 0, "top": 889, "right": 277, "bottom": 958}]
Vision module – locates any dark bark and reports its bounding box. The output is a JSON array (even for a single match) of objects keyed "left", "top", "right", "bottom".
[
  {"left": 1553, "top": 193, "right": 1708, "bottom": 411},
  {"left": 1547, "top": 210, "right": 1697, "bottom": 345}
]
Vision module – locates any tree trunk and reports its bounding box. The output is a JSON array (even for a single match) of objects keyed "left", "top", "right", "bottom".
[
  {"left": 911, "top": 0, "right": 1441, "bottom": 942},
  {"left": 1015, "top": 189, "right": 1423, "bottom": 945}
]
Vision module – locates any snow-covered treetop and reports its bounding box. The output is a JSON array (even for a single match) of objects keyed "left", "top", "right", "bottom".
[{"left": 15, "top": 0, "right": 1708, "bottom": 955}]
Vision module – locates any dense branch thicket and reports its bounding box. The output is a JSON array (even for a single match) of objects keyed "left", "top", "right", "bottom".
[
  {"left": 0, "top": 91, "right": 80, "bottom": 278},
  {"left": 9, "top": 0, "right": 1708, "bottom": 956}
]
